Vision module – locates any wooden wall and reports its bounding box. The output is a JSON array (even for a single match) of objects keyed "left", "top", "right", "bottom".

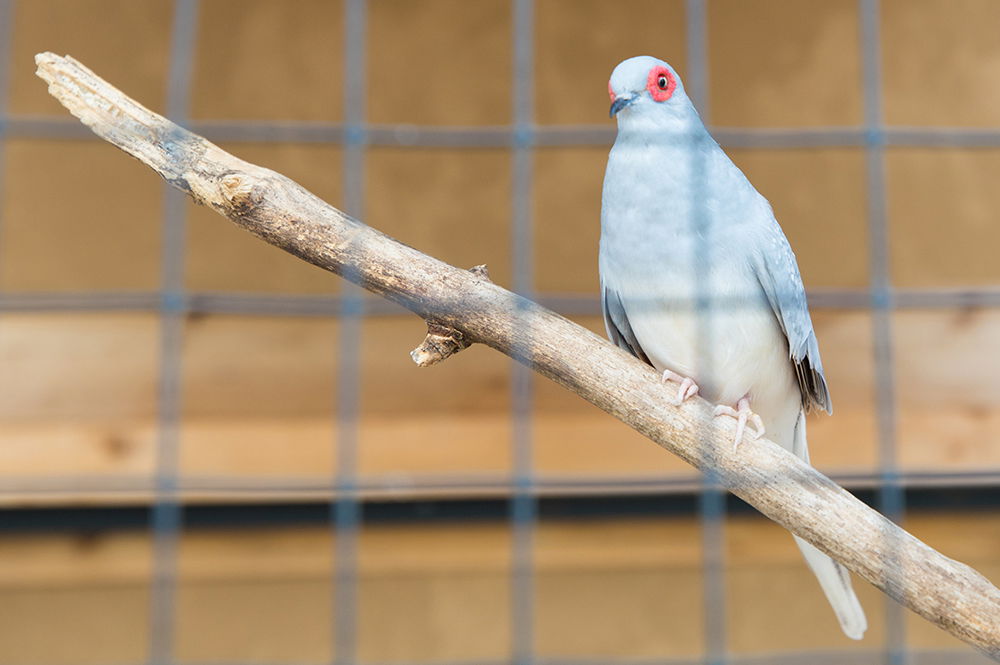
[
  {"left": 1, "top": 511, "right": 998, "bottom": 663},
  {"left": 3, "top": 0, "right": 1000, "bottom": 661}
]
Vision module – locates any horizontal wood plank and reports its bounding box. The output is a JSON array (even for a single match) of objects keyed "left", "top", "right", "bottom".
[
  {"left": 1, "top": 309, "right": 999, "bottom": 505},
  {"left": 0, "top": 513, "right": 996, "bottom": 661}
]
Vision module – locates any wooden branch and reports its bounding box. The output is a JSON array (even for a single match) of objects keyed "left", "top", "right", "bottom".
[
  {"left": 410, "top": 264, "right": 489, "bottom": 366},
  {"left": 35, "top": 52, "right": 1000, "bottom": 658}
]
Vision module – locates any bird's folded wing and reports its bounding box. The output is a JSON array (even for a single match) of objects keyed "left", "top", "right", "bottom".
[
  {"left": 601, "top": 284, "right": 652, "bottom": 366},
  {"left": 752, "top": 228, "right": 832, "bottom": 415}
]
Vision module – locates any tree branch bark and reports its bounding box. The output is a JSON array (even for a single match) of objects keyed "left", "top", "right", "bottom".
[{"left": 35, "top": 52, "right": 1000, "bottom": 658}]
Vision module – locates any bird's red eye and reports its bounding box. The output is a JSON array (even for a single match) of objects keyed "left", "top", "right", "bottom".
[
  {"left": 646, "top": 66, "right": 676, "bottom": 102},
  {"left": 608, "top": 80, "right": 615, "bottom": 102}
]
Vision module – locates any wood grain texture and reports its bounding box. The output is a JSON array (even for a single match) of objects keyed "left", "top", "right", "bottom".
[
  {"left": 11, "top": 310, "right": 1000, "bottom": 488},
  {"left": 33, "top": 52, "right": 1000, "bottom": 657},
  {"left": 1, "top": 516, "right": 997, "bottom": 661}
]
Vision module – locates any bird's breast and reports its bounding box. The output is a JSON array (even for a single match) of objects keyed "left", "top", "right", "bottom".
[
  {"left": 600, "top": 213, "right": 802, "bottom": 447},
  {"left": 600, "top": 132, "right": 804, "bottom": 448},
  {"left": 617, "top": 269, "right": 801, "bottom": 448}
]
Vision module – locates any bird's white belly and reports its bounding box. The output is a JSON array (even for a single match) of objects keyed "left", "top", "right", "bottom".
[{"left": 622, "top": 281, "right": 802, "bottom": 449}]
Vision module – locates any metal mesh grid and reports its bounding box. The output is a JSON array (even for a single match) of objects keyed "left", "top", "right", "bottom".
[
  {"left": 858, "top": 1, "right": 906, "bottom": 659},
  {"left": 1, "top": 0, "right": 999, "bottom": 663}
]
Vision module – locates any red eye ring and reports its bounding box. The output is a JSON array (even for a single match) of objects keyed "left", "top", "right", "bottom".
[
  {"left": 646, "top": 65, "right": 676, "bottom": 102},
  {"left": 608, "top": 79, "right": 615, "bottom": 102}
]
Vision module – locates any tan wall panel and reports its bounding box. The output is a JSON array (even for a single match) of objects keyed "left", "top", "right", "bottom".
[
  {"left": 177, "top": 311, "right": 339, "bottom": 478},
  {"left": 534, "top": 408, "right": 692, "bottom": 476},
  {"left": 0, "top": 313, "right": 159, "bottom": 422},
  {"left": 22, "top": 0, "right": 1000, "bottom": 134},
  {"left": 708, "top": 0, "right": 863, "bottom": 128},
  {"left": 0, "top": 530, "right": 152, "bottom": 664},
  {"left": 176, "top": 527, "right": 335, "bottom": 663},
  {"left": 366, "top": 147, "right": 514, "bottom": 287},
  {"left": 883, "top": 0, "right": 1000, "bottom": 127},
  {"left": 178, "top": 527, "right": 334, "bottom": 582},
  {"left": 185, "top": 142, "right": 344, "bottom": 293},
  {"left": 361, "top": 522, "right": 511, "bottom": 574},
  {"left": 358, "top": 317, "right": 512, "bottom": 475},
  {"left": 726, "top": 515, "right": 885, "bottom": 653},
  {"left": 367, "top": 0, "right": 512, "bottom": 126},
  {"left": 360, "top": 571, "right": 511, "bottom": 662},
  {"left": 801, "top": 310, "right": 879, "bottom": 471},
  {"left": 533, "top": 316, "right": 692, "bottom": 476},
  {"left": 10, "top": 307, "right": 1000, "bottom": 487},
  {"left": 0, "top": 295, "right": 159, "bottom": 487},
  {"left": 360, "top": 412, "right": 513, "bottom": 477},
  {"left": 887, "top": 148, "right": 1000, "bottom": 288},
  {"left": 0, "top": 514, "right": 997, "bottom": 660},
  {"left": 177, "top": 579, "right": 335, "bottom": 663},
  {"left": 0, "top": 586, "right": 151, "bottom": 665},
  {"left": 191, "top": 0, "right": 344, "bottom": 122},
  {"left": 535, "top": 0, "right": 687, "bottom": 126},
  {"left": 895, "top": 309, "right": 1000, "bottom": 471},
  {"left": 0, "top": 531, "right": 152, "bottom": 587},
  {"left": 0, "top": 512, "right": 1000, "bottom": 663},
  {"left": 1, "top": 140, "right": 163, "bottom": 291},
  {"left": 357, "top": 522, "right": 511, "bottom": 662},
  {"left": 359, "top": 318, "right": 510, "bottom": 417},
  {"left": 0, "top": 422, "right": 156, "bottom": 479},
  {"left": 729, "top": 148, "right": 869, "bottom": 289},
  {"left": 536, "top": 568, "right": 705, "bottom": 658},
  {"left": 536, "top": 516, "right": 702, "bottom": 569},
  {"left": 181, "top": 315, "right": 338, "bottom": 419},
  {"left": 9, "top": 0, "right": 172, "bottom": 115},
  {"left": 181, "top": 419, "right": 336, "bottom": 479},
  {"left": 2, "top": 0, "right": 999, "bottom": 514},
  {"left": 726, "top": 560, "right": 885, "bottom": 653},
  {"left": 534, "top": 147, "right": 604, "bottom": 294},
  {"left": 894, "top": 310, "right": 1000, "bottom": 409}
]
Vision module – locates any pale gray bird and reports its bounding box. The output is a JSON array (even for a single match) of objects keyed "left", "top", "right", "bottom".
[{"left": 600, "top": 55, "right": 867, "bottom": 640}]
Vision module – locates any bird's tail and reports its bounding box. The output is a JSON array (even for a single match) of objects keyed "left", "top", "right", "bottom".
[{"left": 791, "top": 411, "right": 868, "bottom": 640}]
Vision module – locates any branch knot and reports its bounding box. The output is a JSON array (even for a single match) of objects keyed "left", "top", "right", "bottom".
[
  {"left": 409, "top": 264, "right": 490, "bottom": 366},
  {"left": 410, "top": 322, "right": 472, "bottom": 367},
  {"left": 220, "top": 173, "right": 262, "bottom": 215}
]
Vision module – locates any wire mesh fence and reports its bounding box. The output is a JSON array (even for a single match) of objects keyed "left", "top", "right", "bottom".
[{"left": 2, "top": 0, "right": 1000, "bottom": 664}]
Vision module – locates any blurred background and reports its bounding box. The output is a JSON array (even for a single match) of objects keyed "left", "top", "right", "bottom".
[{"left": 2, "top": 0, "right": 1000, "bottom": 663}]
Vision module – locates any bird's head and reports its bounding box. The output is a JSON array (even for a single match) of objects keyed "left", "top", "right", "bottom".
[{"left": 607, "top": 56, "right": 693, "bottom": 127}]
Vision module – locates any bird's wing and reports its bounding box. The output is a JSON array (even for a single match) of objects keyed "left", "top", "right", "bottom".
[
  {"left": 601, "top": 283, "right": 652, "bottom": 366},
  {"left": 752, "top": 227, "right": 832, "bottom": 414}
]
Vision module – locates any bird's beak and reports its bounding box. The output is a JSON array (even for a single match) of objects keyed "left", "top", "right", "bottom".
[{"left": 609, "top": 95, "right": 635, "bottom": 118}]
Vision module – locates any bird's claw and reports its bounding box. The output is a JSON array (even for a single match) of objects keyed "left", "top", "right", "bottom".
[
  {"left": 661, "top": 369, "right": 699, "bottom": 406},
  {"left": 713, "top": 396, "right": 765, "bottom": 450}
]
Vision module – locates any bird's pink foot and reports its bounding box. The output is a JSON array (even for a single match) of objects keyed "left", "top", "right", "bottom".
[
  {"left": 661, "top": 369, "right": 699, "bottom": 406},
  {"left": 713, "top": 396, "right": 765, "bottom": 449}
]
